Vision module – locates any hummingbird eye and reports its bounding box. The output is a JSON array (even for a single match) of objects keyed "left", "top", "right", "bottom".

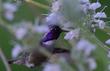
[{"left": 54, "top": 28, "right": 57, "bottom": 30}]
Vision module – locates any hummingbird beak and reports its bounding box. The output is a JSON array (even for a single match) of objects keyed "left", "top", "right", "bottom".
[
  {"left": 62, "top": 30, "right": 69, "bottom": 32},
  {"left": 61, "top": 27, "right": 75, "bottom": 32},
  {"left": 61, "top": 29, "right": 69, "bottom": 32}
]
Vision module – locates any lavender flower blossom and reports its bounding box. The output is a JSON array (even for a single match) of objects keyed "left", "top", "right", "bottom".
[
  {"left": 13, "top": 22, "right": 29, "bottom": 40},
  {"left": 51, "top": 0, "right": 61, "bottom": 12},
  {"left": 80, "top": 0, "right": 90, "bottom": 3},
  {"left": 43, "top": 63, "right": 61, "bottom": 71},
  {"left": 89, "top": 2, "right": 101, "bottom": 10},
  {"left": 46, "top": 12, "right": 63, "bottom": 25},
  {"left": 76, "top": 39, "right": 96, "bottom": 56},
  {"left": 4, "top": 12, "right": 14, "bottom": 21},
  {"left": 105, "top": 39, "right": 110, "bottom": 45},
  {"left": 64, "top": 29, "right": 80, "bottom": 40},
  {"left": 3, "top": 3, "right": 18, "bottom": 12},
  {"left": 80, "top": 0, "right": 101, "bottom": 13},
  {"left": 12, "top": 44, "right": 22, "bottom": 58},
  {"left": 33, "top": 25, "right": 49, "bottom": 33},
  {"left": 86, "top": 58, "right": 97, "bottom": 70},
  {"left": 94, "top": 12, "right": 107, "bottom": 18},
  {"left": 94, "top": 20, "right": 105, "bottom": 29},
  {"left": 3, "top": 2, "right": 18, "bottom": 21},
  {"left": 80, "top": 2, "right": 90, "bottom": 14},
  {"left": 14, "top": 27, "right": 28, "bottom": 40}
]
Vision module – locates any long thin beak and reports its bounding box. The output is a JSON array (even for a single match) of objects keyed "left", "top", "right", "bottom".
[
  {"left": 62, "top": 27, "right": 75, "bottom": 32},
  {"left": 61, "top": 29, "right": 69, "bottom": 32}
]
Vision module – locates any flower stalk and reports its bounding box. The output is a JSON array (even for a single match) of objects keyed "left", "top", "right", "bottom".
[
  {"left": 25, "top": 0, "right": 49, "bottom": 10},
  {"left": 0, "top": 48, "right": 11, "bottom": 71}
]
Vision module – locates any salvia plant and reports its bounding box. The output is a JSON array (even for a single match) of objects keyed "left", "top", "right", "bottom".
[{"left": 0, "top": 0, "right": 110, "bottom": 71}]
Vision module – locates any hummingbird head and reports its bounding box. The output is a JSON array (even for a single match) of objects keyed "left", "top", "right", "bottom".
[
  {"left": 40, "top": 25, "right": 63, "bottom": 43},
  {"left": 40, "top": 25, "right": 68, "bottom": 48},
  {"left": 48, "top": 25, "right": 62, "bottom": 32}
]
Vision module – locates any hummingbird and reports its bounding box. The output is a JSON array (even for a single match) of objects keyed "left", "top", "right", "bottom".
[
  {"left": 40, "top": 25, "right": 68, "bottom": 48},
  {"left": 8, "top": 25, "right": 70, "bottom": 68}
]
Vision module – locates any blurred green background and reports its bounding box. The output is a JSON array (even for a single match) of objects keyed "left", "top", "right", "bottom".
[{"left": 0, "top": 0, "right": 110, "bottom": 71}]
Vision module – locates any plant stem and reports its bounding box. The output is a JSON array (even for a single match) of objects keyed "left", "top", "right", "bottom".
[
  {"left": 0, "top": 48, "right": 11, "bottom": 71},
  {"left": 102, "top": 26, "right": 110, "bottom": 35},
  {"left": 81, "top": 27, "right": 110, "bottom": 51},
  {"left": 0, "top": 0, "right": 2, "bottom": 17},
  {"left": 0, "top": 18, "right": 14, "bottom": 34},
  {"left": 25, "top": 0, "right": 49, "bottom": 10}
]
